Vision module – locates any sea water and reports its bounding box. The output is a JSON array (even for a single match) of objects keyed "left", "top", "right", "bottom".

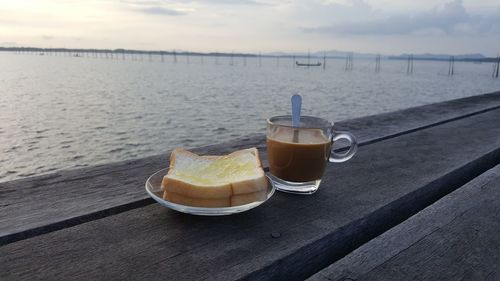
[{"left": 0, "top": 52, "right": 498, "bottom": 182}]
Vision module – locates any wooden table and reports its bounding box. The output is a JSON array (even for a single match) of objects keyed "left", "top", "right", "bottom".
[
  {"left": 2, "top": 92, "right": 500, "bottom": 281},
  {"left": 309, "top": 165, "right": 500, "bottom": 281}
]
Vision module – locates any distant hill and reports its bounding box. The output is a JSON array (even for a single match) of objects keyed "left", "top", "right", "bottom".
[
  {"left": 264, "top": 51, "right": 490, "bottom": 61},
  {"left": 389, "top": 53, "right": 487, "bottom": 61},
  {"left": 264, "top": 50, "right": 378, "bottom": 59}
]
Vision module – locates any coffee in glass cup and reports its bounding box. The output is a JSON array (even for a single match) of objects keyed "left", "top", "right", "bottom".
[{"left": 266, "top": 115, "right": 357, "bottom": 194}]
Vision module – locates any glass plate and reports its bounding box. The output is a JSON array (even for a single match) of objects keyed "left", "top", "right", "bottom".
[{"left": 145, "top": 168, "right": 275, "bottom": 216}]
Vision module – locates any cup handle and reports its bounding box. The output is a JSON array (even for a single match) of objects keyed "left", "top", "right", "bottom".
[{"left": 329, "top": 131, "right": 358, "bottom": 163}]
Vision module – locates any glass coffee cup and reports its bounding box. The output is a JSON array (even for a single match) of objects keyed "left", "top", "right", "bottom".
[{"left": 266, "top": 115, "right": 357, "bottom": 194}]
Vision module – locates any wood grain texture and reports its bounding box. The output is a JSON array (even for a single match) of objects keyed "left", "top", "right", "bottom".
[
  {"left": 333, "top": 91, "right": 500, "bottom": 143},
  {"left": 1, "top": 92, "right": 500, "bottom": 245},
  {"left": 1, "top": 108, "right": 500, "bottom": 281},
  {"left": 0, "top": 134, "right": 266, "bottom": 245},
  {"left": 308, "top": 165, "right": 500, "bottom": 281}
]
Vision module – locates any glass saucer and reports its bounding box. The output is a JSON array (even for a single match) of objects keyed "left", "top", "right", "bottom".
[{"left": 145, "top": 168, "right": 275, "bottom": 216}]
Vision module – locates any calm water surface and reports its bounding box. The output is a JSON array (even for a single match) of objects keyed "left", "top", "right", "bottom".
[{"left": 1, "top": 52, "right": 499, "bottom": 182}]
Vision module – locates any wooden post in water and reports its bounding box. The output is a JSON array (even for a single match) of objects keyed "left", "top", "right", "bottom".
[
  {"left": 494, "top": 56, "right": 500, "bottom": 78},
  {"left": 378, "top": 54, "right": 380, "bottom": 72},
  {"left": 258, "top": 52, "right": 262, "bottom": 67},
  {"left": 451, "top": 56, "right": 454, "bottom": 75},
  {"left": 201, "top": 55, "right": 204, "bottom": 65},
  {"left": 307, "top": 49, "right": 311, "bottom": 69},
  {"left": 173, "top": 50, "right": 177, "bottom": 64},
  {"left": 351, "top": 53, "right": 354, "bottom": 70},
  {"left": 448, "top": 56, "right": 455, "bottom": 76},
  {"left": 186, "top": 52, "right": 190, "bottom": 64},
  {"left": 243, "top": 56, "right": 246, "bottom": 67},
  {"left": 345, "top": 53, "right": 349, "bottom": 71},
  {"left": 497, "top": 56, "right": 500, "bottom": 78},
  {"left": 406, "top": 54, "right": 414, "bottom": 74},
  {"left": 492, "top": 58, "right": 495, "bottom": 78},
  {"left": 345, "top": 53, "right": 353, "bottom": 71},
  {"left": 323, "top": 52, "right": 327, "bottom": 70},
  {"left": 492, "top": 56, "right": 499, "bottom": 78},
  {"left": 407, "top": 55, "right": 410, "bottom": 74},
  {"left": 292, "top": 55, "right": 296, "bottom": 68},
  {"left": 160, "top": 52, "right": 164, "bottom": 62},
  {"left": 406, "top": 55, "right": 411, "bottom": 75},
  {"left": 411, "top": 54, "right": 414, "bottom": 73},
  {"left": 375, "top": 54, "right": 381, "bottom": 73}
]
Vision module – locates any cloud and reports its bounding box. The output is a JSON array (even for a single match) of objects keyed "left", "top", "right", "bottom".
[
  {"left": 118, "top": 1, "right": 186, "bottom": 16},
  {"left": 122, "top": 0, "right": 279, "bottom": 18},
  {"left": 120, "top": 0, "right": 162, "bottom": 5},
  {"left": 140, "top": 6, "right": 185, "bottom": 16},
  {"left": 122, "top": 0, "right": 276, "bottom": 6},
  {"left": 303, "top": 0, "right": 500, "bottom": 36},
  {"left": 190, "top": 0, "right": 276, "bottom": 5}
]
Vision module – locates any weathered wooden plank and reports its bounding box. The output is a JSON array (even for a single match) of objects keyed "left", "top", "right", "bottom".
[
  {"left": 1, "top": 107, "right": 500, "bottom": 280},
  {"left": 334, "top": 91, "right": 500, "bottom": 143},
  {"left": 1, "top": 92, "right": 500, "bottom": 245},
  {"left": 308, "top": 165, "right": 500, "bottom": 281},
  {"left": 0, "top": 134, "right": 266, "bottom": 245}
]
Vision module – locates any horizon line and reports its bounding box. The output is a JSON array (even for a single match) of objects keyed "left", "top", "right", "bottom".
[{"left": 1, "top": 46, "right": 498, "bottom": 60}]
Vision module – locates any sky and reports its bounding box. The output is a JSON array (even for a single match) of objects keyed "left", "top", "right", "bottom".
[{"left": 1, "top": 0, "right": 499, "bottom": 56}]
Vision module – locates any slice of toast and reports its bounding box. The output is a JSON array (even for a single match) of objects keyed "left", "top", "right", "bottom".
[{"left": 161, "top": 147, "right": 268, "bottom": 207}]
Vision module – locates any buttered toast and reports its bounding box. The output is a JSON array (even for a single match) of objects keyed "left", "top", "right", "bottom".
[{"left": 161, "top": 148, "right": 268, "bottom": 207}]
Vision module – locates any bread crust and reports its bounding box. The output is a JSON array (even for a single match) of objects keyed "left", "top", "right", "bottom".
[
  {"left": 164, "top": 191, "right": 231, "bottom": 207},
  {"left": 231, "top": 190, "right": 267, "bottom": 206},
  {"left": 162, "top": 176, "right": 232, "bottom": 199},
  {"left": 163, "top": 190, "right": 267, "bottom": 207},
  {"left": 161, "top": 147, "right": 268, "bottom": 207}
]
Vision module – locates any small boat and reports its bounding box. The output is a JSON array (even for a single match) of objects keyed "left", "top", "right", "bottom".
[{"left": 296, "top": 61, "right": 321, "bottom": 67}]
